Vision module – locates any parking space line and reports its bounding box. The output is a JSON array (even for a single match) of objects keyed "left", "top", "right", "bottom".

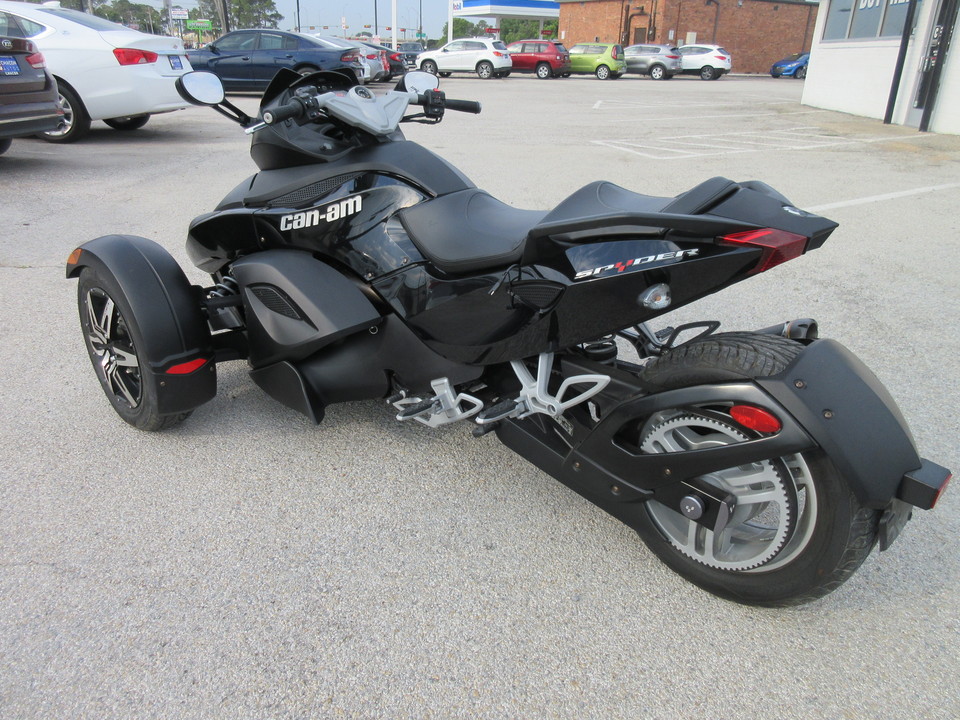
[{"left": 806, "top": 182, "right": 960, "bottom": 212}]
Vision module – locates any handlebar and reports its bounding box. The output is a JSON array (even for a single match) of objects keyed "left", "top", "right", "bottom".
[
  {"left": 262, "top": 99, "right": 306, "bottom": 125},
  {"left": 440, "top": 97, "right": 482, "bottom": 114}
]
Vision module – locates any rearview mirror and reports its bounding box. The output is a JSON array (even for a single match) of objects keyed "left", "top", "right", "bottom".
[
  {"left": 400, "top": 70, "right": 440, "bottom": 94},
  {"left": 176, "top": 71, "right": 225, "bottom": 106}
]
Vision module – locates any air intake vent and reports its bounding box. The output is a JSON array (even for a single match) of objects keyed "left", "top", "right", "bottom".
[
  {"left": 269, "top": 173, "right": 361, "bottom": 208},
  {"left": 250, "top": 285, "right": 304, "bottom": 321}
]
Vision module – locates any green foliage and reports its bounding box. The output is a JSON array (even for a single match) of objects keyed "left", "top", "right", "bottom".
[
  {"left": 437, "top": 17, "right": 558, "bottom": 46},
  {"left": 86, "top": 0, "right": 281, "bottom": 35}
]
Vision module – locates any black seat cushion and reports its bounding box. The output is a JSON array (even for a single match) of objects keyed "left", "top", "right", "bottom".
[
  {"left": 538, "top": 181, "right": 672, "bottom": 225},
  {"left": 399, "top": 189, "right": 546, "bottom": 274}
]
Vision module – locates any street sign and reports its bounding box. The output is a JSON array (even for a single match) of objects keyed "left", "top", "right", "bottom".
[
  {"left": 170, "top": 8, "right": 188, "bottom": 20},
  {"left": 186, "top": 19, "right": 211, "bottom": 29}
]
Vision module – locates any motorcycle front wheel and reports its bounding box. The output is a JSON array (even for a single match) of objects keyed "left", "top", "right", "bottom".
[{"left": 636, "top": 333, "right": 880, "bottom": 606}]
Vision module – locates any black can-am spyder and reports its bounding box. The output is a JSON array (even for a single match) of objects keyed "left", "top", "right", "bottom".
[{"left": 66, "top": 69, "right": 951, "bottom": 606}]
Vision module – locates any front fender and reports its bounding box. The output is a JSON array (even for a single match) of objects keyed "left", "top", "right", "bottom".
[{"left": 66, "top": 235, "right": 216, "bottom": 414}]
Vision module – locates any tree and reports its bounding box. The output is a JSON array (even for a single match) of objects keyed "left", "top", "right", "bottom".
[{"left": 500, "top": 18, "right": 559, "bottom": 45}]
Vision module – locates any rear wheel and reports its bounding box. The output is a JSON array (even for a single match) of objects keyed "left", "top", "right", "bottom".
[
  {"left": 421, "top": 60, "right": 438, "bottom": 75},
  {"left": 699, "top": 65, "right": 717, "bottom": 80},
  {"left": 536, "top": 63, "right": 551, "bottom": 79},
  {"left": 41, "top": 82, "right": 90, "bottom": 143},
  {"left": 595, "top": 64, "right": 611, "bottom": 80},
  {"left": 295, "top": 64, "right": 319, "bottom": 77},
  {"left": 635, "top": 333, "right": 879, "bottom": 606},
  {"left": 77, "top": 266, "right": 192, "bottom": 431},
  {"left": 649, "top": 64, "right": 666, "bottom": 80},
  {"left": 476, "top": 61, "right": 494, "bottom": 79},
  {"left": 103, "top": 115, "right": 150, "bottom": 131}
]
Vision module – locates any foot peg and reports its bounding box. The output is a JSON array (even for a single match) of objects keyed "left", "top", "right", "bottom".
[{"left": 393, "top": 378, "right": 483, "bottom": 427}]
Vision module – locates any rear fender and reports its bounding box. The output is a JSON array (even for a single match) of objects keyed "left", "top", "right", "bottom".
[{"left": 66, "top": 235, "right": 216, "bottom": 414}]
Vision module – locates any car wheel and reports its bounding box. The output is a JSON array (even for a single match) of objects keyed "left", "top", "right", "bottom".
[
  {"left": 650, "top": 64, "right": 666, "bottom": 80},
  {"left": 295, "top": 64, "right": 319, "bottom": 76},
  {"left": 40, "top": 82, "right": 90, "bottom": 144},
  {"left": 795, "top": 66, "right": 807, "bottom": 80},
  {"left": 700, "top": 65, "right": 717, "bottom": 80},
  {"left": 595, "top": 64, "right": 611, "bottom": 80},
  {"left": 536, "top": 63, "right": 551, "bottom": 79},
  {"left": 439, "top": 72, "right": 451, "bottom": 78},
  {"left": 103, "top": 115, "right": 150, "bottom": 131},
  {"left": 0, "top": 138, "right": 11, "bottom": 155},
  {"left": 421, "top": 60, "right": 438, "bottom": 75},
  {"left": 562, "top": 72, "right": 571, "bottom": 77},
  {"left": 476, "top": 61, "right": 494, "bottom": 79}
]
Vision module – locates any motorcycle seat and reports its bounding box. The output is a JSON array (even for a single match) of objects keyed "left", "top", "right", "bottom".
[{"left": 399, "top": 188, "right": 547, "bottom": 274}]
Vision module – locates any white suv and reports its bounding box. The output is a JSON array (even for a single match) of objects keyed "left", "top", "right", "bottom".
[
  {"left": 677, "top": 44, "right": 732, "bottom": 80},
  {"left": 418, "top": 37, "right": 512, "bottom": 79}
]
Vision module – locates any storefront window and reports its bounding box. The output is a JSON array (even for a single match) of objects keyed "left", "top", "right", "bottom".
[
  {"left": 822, "top": 0, "right": 919, "bottom": 40},
  {"left": 823, "top": 0, "right": 855, "bottom": 39}
]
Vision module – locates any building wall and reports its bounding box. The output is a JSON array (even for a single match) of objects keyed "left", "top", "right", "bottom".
[
  {"left": 801, "top": 0, "right": 960, "bottom": 134},
  {"left": 557, "top": 0, "right": 817, "bottom": 74}
]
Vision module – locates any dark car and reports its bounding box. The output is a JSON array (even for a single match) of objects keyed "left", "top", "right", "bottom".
[
  {"left": 770, "top": 52, "right": 809, "bottom": 79},
  {"left": 187, "top": 29, "right": 365, "bottom": 91},
  {"left": 0, "top": 31, "right": 62, "bottom": 155},
  {"left": 397, "top": 42, "right": 424, "bottom": 69},
  {"left": 505, "top": 39, "right": 571, "bottom": 78}
]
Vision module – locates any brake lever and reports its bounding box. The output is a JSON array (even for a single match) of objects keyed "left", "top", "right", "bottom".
[{"left": 244, "top": 121, "right": 268, "bottom": 135}]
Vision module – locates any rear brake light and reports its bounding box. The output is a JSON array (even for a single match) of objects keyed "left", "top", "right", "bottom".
[
  {"left": 114, "top": 48, "right": 159, "bottom": 65},
  {"left": 612, "top": 48, "right": 621, "bottom": 59},
  {"left": 718, "top": 228, "right": 808, "bottom": 274},
  {"left": 342, "top": 50, "right": 360, "bottom": 62},
  {"left": 666, "top": 54, "right": 680, "bottom": 59},
  {"left": 26, "top": 52, "right": 46, "bottom": 68},
  {"left": 715, "top": 55, "right": 728, "bottom": 61},
  {"left": 730, "top": 405, "right": 782, "bottom": 433},
  {"left": 493, "top": 51, "right": 505, "bottom": 57},
  {"left": 390, "top": 53, "right": 401, "bottom": 61}
]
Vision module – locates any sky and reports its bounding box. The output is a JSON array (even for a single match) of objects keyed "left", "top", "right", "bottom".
[{"left": 274, "top": 0, "right": 457, "bottom": 41}]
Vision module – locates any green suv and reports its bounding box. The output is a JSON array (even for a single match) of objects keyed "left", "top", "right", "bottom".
[{"left": 568, "top": 43, "right": 626, "bottom": 79}]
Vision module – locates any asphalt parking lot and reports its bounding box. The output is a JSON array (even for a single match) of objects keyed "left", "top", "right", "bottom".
[{"left": 1, "top": 73, "right": 959, "bottom": 719}]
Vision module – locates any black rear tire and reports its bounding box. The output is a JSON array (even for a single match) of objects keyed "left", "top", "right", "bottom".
[
  {"left": 636, "top": 333, "right": 879, "bottom": 606},
  {"left": 77, "top": 266, "right": 192, "bottom": 431}
]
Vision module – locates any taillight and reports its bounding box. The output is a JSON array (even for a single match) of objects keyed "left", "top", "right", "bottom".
[
  {"left": 666, "top": 54, "right": 680, "bottom": 59},
  {"left": 26, "top": 52, "right": 46, "bottom": 69},
  {"left": 612, "top": 47, "right": 620, "bottom": 59},
  {"left": 390, "top": 52, "right": 401, "bottom": 61},
  {"left": 715, "top": 55, "right": 728, "bottom": 61},
  {"left": 718, "top": 228, "right": 808, "bottom": 274},
  {"left": 342, "top": 50, "right": 360, "bottom": 62},
  {"left": 730, "top": 405, "right": 782, "bottom": 434},
  {"left": 114, "top": 48, "right": 159, "bottom": 65},
  {"left": 493, "top": 51, "right": 505, "bottom": 57}
]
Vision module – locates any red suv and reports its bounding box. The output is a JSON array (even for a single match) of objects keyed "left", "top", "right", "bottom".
[{"left": 505, "top": 39, "right": 571, "bottom": 79}]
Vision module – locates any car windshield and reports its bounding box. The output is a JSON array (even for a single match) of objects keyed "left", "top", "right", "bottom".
[{"left": 35, "top": 7, "right": 127, "bottom": 31}]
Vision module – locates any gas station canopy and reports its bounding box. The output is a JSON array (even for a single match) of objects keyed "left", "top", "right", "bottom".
[{"left": 452, "top": 0, "right": 560, "bottom": 21}]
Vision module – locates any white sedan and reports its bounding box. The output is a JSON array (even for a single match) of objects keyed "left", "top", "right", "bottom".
[{"left": 0, "top": 0, "right": 192, "bottom": 142}]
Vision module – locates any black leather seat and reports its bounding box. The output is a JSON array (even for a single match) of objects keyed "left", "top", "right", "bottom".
[
  {"left": 398, "top": 177, "right": 739, "bottom": 275},
  {"left": 398, "top": 189, "right": 546, "bottom": 274}
]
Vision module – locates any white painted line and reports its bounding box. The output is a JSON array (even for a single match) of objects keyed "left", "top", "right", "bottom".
[{"left": 807, "top": 183, "right": 960, "bottom": 212}]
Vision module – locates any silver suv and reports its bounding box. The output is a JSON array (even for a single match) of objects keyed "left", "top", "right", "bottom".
[
  {"left": 417, "top": 37, "right": 512, "bottom": 79},
  {"left": 624, "top": 44, "right": 682, "bottom": 80}
]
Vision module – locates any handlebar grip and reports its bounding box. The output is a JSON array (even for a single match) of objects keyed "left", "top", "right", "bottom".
[
  {"left": 262, "top": 100, "right": 304, "bottom": 125},
  {"left": 443, "top": 98, "right": 482, "bottom": 114}
]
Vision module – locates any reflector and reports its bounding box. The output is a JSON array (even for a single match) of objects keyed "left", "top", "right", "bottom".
[{"left": 730, "top": 405, "right": 782, "bottom": 433}]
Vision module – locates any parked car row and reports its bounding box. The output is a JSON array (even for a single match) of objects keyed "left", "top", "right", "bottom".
[{"left": 412, "top": 38, "right": 733, "bottom": 81}]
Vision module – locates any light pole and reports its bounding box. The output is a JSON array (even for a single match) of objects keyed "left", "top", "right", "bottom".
[{"left": 705, "top": 0, "right": 720, "bottom": 43}]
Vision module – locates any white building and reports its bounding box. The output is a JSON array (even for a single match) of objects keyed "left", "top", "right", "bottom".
[{"left": 803, "top": 0, "right": 959, "bottom": 134}]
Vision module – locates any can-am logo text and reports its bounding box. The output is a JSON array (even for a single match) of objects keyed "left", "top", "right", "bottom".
[{"left": 280, "top": 195, "right": 362, "bottom": 231}]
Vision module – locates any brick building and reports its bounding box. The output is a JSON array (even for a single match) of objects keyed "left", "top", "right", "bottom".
[{"left": 556, "top": 0, "right": 819, "bottom": 74}]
